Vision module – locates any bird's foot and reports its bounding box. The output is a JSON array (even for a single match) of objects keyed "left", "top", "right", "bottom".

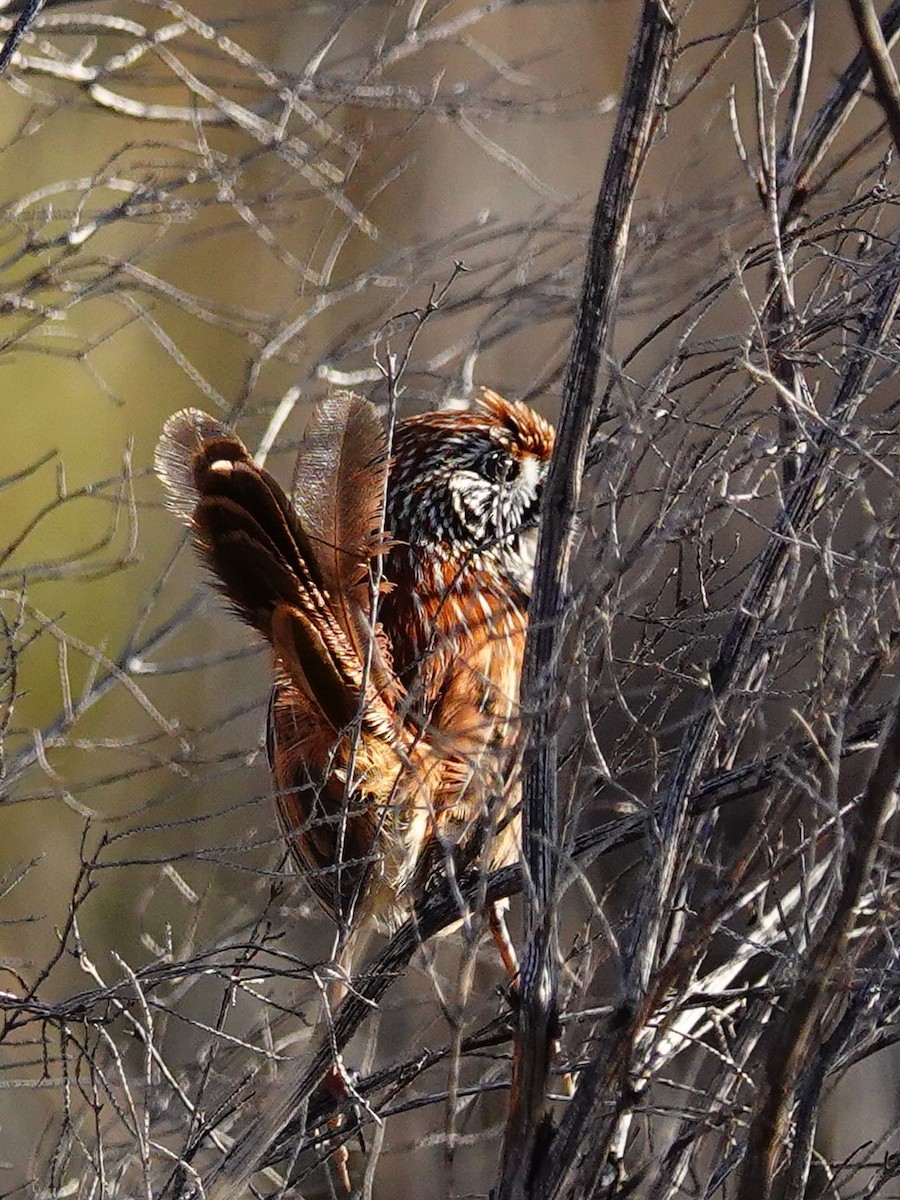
[{"left": 316, "top": 1064, "right": 367, "bottom": 1193}]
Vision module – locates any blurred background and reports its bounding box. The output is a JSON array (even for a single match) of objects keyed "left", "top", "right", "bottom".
[{"left": 1, "top": 1, "right": 897, "bottom": 1196}]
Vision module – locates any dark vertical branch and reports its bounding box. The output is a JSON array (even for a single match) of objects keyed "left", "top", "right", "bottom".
[
  {"left": 496, "top": 4, "right": 677, "bottom": 1198},
  {"left": 0, "top": 0, "right": 45, "bottom": 78}
]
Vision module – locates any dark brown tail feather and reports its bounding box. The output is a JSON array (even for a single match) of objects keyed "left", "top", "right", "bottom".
[
  {"left": 155, "top": 409, "right": 320, "bottom": 638},
  {"left": 155, "top": 408, "right": 398, "bottom": 735}
]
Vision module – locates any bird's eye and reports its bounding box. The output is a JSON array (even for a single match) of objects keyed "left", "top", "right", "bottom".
[{"left": 483, "top": 448, "right": 519, "bottom": 484}]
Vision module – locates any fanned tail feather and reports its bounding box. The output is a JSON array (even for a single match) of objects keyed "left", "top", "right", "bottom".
[
  {"left": 291, "top": 392, "right": 394, "bottom": 688},
  {"left": 154, "top": 405, "right": 399, "bottom": 732},
  {"left": 155, "top": 410, "right": 314, "bottom": 636}
]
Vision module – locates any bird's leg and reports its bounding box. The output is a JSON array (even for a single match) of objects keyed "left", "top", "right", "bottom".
[
  {"left": 320, "top": 1071, "right": 353, "bottom": 1194},
  {"left": 322, "top": 939, "right": 354, "bottom": 1192},
  {"left": 319, "top": 930, "right": 369, "bottom": 1192},
  {"left": 488, "top": 901, "right": 574, "bottom": 1098},
  {"left": 488, "top": 899, "right": 520, "bottom": 983}
]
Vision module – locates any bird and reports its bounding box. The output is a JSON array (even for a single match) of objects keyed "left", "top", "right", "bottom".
[
  {"left": 155, "top": 388, "right": 554, "bottom": 1176},
  {"left": 156, "top": 388, "right": 553, "bottom": 941}
]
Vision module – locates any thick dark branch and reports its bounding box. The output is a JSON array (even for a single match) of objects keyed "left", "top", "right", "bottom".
[{"left": 496, "top": 5, "right": 677, "bottom": 1196}]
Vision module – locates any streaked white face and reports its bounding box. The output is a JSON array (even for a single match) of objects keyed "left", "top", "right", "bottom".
[
  {"left": 440, "top": 442, "right": 548, "bottom": 597},
  {"left": 385, "top": 395, "right": 554, "bottom": 595},
  {"left": 448, "top": 451, "right": 546, "bottom": 546}
]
